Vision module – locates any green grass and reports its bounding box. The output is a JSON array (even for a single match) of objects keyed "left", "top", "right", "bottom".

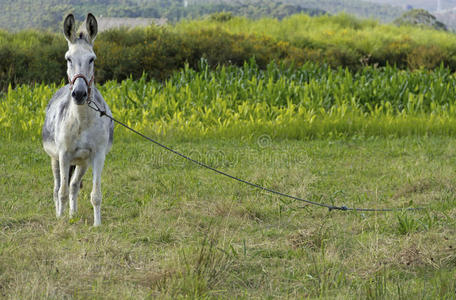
[
  {"left": 2, "top": 62, "right": 456, "bottom": 298},
  {"left": 1, "top": 135, "right": 455, "bottom": 298}
]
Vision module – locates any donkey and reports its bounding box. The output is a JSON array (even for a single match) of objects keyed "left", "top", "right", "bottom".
[{"left": 42, "top": 13, "right": 113, "bottom": 226}]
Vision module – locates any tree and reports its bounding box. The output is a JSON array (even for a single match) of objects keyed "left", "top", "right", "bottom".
[{"left": 394, "top": 9, "right": 447, "bottom": 31}]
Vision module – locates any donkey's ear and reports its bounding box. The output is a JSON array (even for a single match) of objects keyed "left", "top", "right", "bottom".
[
  {"left": 63, "top": 14, "right": 76, "bottom": 43},
  {"left": 86, "top": 13, "right": 98, "bottom": 43}
]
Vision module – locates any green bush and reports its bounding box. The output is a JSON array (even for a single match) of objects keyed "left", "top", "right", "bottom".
[
  {"left": 0, "top": 29, "right": 66, "bottom": 89},
  {"left": 2, "top": 14, "right": 456, "bottom": 90},
  {"left": 208, "top": 12, "right": 234, "bottom": 22}
]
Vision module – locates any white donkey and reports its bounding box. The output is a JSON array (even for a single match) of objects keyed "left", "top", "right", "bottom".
[{"left": 42, "top": 13, "right": 113, "bottom": 226}]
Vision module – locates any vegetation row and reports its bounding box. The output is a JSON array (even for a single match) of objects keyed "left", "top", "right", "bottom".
[
  {"left": 3, "top": 61, "right": 456, "bottom": 140},
  {"left": 0, "top": 0, "right": 402, "bottom": 32},
  {"left": 2, "top": 14, "right": 456, "bottom": 91}
]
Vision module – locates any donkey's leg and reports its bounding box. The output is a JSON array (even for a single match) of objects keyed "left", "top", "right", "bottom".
[
  {"left": 51, "top": 158, "right": 61, "bottom": 216},
  {"left": 58, "top": 152, "right": 70, "bottom": 218},
  {"left": 91, "top": 154, "right": 106, "bottom": 226},
  {"left": 69, "top": 163, "right": 88, "bottom": 217}
]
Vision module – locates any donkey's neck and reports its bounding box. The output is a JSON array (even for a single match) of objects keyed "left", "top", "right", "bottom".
[{"left": 67, "top": 95, "right": 94, "bottom": 129}]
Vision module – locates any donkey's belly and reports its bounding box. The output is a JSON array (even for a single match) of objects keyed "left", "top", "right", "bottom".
[{"left": 70, "top": 148, "right": 91, "bottom": 165}]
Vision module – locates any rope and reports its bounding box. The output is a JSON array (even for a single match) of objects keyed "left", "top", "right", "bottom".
[{"left": 87, "top": 99, "right": 423, "bottom": 213}]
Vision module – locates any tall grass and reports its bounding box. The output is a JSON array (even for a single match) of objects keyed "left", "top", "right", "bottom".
[{"left": 2, "top": 61, "right": 456, "bottom": 141}]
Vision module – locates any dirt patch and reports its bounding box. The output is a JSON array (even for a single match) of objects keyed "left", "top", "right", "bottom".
[
  {"left": 396, "top": 243, "right": 425, "bottom": 267},
  {"left": 131, "top": 270, "right": 175, "bottom": 290},
  {"left": 289, "top": 226, "right": 329, "bottom": 250}
]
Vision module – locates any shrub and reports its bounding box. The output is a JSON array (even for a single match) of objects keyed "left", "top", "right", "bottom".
[
  {"left": 407, "top": 45, "right": 448, "bottom": 70},
  {"left": 208, "top": 12, "right": 234, "bottom": 22},
  {"left": 2, "top": 14, "right": 456, "bottom": 90}
]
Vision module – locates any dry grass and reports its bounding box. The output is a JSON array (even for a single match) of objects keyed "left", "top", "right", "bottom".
[{"left": 1, "top": 136, "right": 455, "bottom": 298}]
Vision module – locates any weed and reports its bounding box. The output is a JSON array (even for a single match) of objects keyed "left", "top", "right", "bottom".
[{"left": 397, "top": 213, "right": 419, "bottom": 235}]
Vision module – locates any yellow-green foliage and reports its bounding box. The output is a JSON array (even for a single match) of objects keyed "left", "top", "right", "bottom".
[
  {"left": 3, "top": 62, "right": 456, "bottom": 141},
  {"left": 175, "top": 14, "right": 456, "bottom": 69},
  {"left": 2, "top": 14, "right": 456, "bottom": 90}
]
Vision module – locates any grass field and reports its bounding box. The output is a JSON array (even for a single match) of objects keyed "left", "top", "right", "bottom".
[
  {"left": 1, "top": 134, "right": 455, "bottom": 298},
  {"left": 1, "top": 62, "right": 456, "bottom": 298}
]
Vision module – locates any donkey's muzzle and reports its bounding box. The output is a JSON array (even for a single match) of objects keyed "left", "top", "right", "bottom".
[
  {"left": 69, "top": 73, "right": 94, "bottom": 105},
  {"left": 72, "top": 89, "right": 88, "bottom": 104}
]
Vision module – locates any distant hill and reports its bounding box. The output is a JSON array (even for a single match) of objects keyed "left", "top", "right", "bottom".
[
  {"left": 394, "top": 9, "right": 447, "bottom": 30},
  {"left": 4, "top": 0, "right": 456, "bottom": 32},
  {"left": 0, "top": 0, "right": 324, "bottom": 31},
  {"left": 362, "top": 0, "right": 456, "bottom": 12},
  {"left": 363, "top": 0, "right": 456, "bottom": 29},
  {"left": 289, "top": 0, "right": 403, "bottom": 22},
  {"left": 0, "top": 0, "right": 404, "bottom": 32}
]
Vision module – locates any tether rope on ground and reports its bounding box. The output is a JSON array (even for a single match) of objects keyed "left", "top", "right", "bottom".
[{"left": 87, "top": 99, "right": 423, "bottom": 213}]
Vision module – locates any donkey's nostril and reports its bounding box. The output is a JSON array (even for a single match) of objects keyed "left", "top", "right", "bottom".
[{"left": 72, "top": 89, "right": 87, "bottom": 103}]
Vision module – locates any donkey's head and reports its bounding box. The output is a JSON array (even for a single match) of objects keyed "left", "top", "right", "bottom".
[{"left": 63, "top": 13, "right": 98, "bottom": 105}]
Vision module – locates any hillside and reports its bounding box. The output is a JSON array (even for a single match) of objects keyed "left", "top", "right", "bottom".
[
  {"left": 0, "top": 0, "right": 402, "bottom": 31},
  {"left": 289, "top": 0, "right": 402, "bottom": 21},
  {"left": 363, "top": 0, "right": 456, "bottom": 12}
]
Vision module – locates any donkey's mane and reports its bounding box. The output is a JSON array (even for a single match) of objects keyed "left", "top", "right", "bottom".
[{"left": 75, "top": 23, "right": 92, "bottom": 44}]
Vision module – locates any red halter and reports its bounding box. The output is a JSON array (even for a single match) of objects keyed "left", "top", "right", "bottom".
[{"left": 68, "top": 73, "right": 94, "bottom": 98}]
